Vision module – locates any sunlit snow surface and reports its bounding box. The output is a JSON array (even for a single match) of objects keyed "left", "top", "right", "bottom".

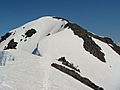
[
  {"left": 0, "top": 16, "right": 120, "bottom": 90},
  {"left": 0, "top": 51, "right": 14, "bottom": 66}
]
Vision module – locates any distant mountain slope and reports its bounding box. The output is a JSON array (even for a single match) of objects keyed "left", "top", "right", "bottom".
[
  {"left": 0, "top": 16, "right": 120, "bottom": 90},
  {"left": 117, "top": 43, "right": 120, "bottom": 46}
]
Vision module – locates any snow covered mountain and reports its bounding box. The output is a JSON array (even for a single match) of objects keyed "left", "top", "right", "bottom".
[{"left": 0, "top": 16, "right": 120, "bottom": 90}]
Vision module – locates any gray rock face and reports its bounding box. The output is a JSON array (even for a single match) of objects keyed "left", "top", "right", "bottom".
[
  {"left": 53, "top": 16, "right": 120, "bottom": 62},
  {"left": 4, "top": 39, "right": 18, "bottom": 50},
  {"left": 51, "top": 63, "right": 104, "bottom": 90},
  {"left": 64, "top": 22, "right": 106, "bottom": 62},
  {"left": 25, "top": 28, "right": 37, "bottom": 38}
]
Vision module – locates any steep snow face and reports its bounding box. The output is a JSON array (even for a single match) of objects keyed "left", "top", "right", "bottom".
[
  {"left": 39, "top": 28, "right": 120, "bottom": 90},
  {"left": 0, "top": 16, "right": 120, "bottom": 90}
]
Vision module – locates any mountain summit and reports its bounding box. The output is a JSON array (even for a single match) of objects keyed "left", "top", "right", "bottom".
[{"left": 0, "top": 16, "right": 120, "bottom": 90}]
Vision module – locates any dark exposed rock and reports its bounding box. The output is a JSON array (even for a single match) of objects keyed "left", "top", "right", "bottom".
[
  {"left": 0, "top": 32, "right": 12, "bottom": 43},
  {"left": 46, "top": 33, "right": 51, "bottom": 36},
  {"left": 53, "top": 16, "right": 120, "bottom": 60},
  {"left": 4, "top": 39, "right": 18, "bottom": 50},
  {"left": 53, "top": 16, "right": 69, "bottom": 22},
  {"left": 21, "top": 35, "right": 25, "bottom": 37},
  {"left": 57, "top": 57, "right": 80, "bottom": 72},
  {"left": 25, "top": 28, "right": 37, "bottom": 38},
  {"left": 87, "top": 31, "right": 114, "bottom": 44},
  {"left": 20, "top": 39, "right": 23, "bottom": 41},
  {"left": 13, "top": 31, "right": 16, "bottom": 35},
  {"left": 51, "top": 63, "right": 104, "bottom": 90},
  {"left": 61, "top": 25, "right": 64, "bottom": 28},
  {"left": 83, "top": 37, "right": 105, "bottom": 62},
  {"left": 53, "top": 16, "right": 106, "bottom": 62},
  {"left": 24, "top": 39, "right": 27, "bottom": 42},
  {"left": 109, "top": 44, "right": 120, "bottom": 55},
  {"left": 87, "top": 31, "right": 120, "bottom": 55},
  {"left": 64, "top": 22, "right": 106, "bottom": 62}
]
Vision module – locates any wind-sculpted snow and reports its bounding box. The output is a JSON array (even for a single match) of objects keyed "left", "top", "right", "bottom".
[
  {"left": 32, "top": 43, "right": 41, "bottom": 56},
  {"left": 0, "top": 16, "right": 120, "bottom": 90}
]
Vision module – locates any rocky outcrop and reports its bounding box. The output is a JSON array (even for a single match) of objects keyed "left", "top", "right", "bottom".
[
  {"left": 53, "top": 16, "right": 120, "bottom": 61},
  {"left": 0, "top": 32, "right": 12, "bottom": 43},
  {"left": 109, "top": 44, "right": 120, "bottom": 55},
  {"left": 87, "top": 31, "right": 120, "bottom": 55},
  {"left": 51, "top": 63, "right": 104, "bottom": 90},
  {"left": 53, "top": 16, "right": 69, "bottom": 22},
  {"left": 25, "top": 28, "right": 37, "bottom": 38},
  {"left": 57, "top": 57, "right": 80, "bottom": 72},
  {"left": 65, "top": 22, "right": 106, "bottom": 62},
  {"left": 53, "top": 17, "right": 106, "bottom": 62},
  {"left": 4, "top": 39, "right": 18, "bottom": 50}
]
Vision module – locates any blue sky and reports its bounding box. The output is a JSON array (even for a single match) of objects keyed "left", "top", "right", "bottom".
[{"left": 0, "top": 0, "right": 120, "bottom": 42}]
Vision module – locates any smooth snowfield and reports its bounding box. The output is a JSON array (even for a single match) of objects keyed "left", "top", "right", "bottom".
[
  {"left": 0, "top": 51, "right": 91, "bottom": 90},
  {"left": 0, "top": 16, "right": 120, "bottom": 90}
]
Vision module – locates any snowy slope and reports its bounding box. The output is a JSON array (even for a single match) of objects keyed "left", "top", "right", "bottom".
[{"left": 0, "top": 16, "right": 120, "bottom": 90}]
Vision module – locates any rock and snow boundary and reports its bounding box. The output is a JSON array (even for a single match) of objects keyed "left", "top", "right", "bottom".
[{"left": 0, "top": 16, "right": 120, "bottom": 90}]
